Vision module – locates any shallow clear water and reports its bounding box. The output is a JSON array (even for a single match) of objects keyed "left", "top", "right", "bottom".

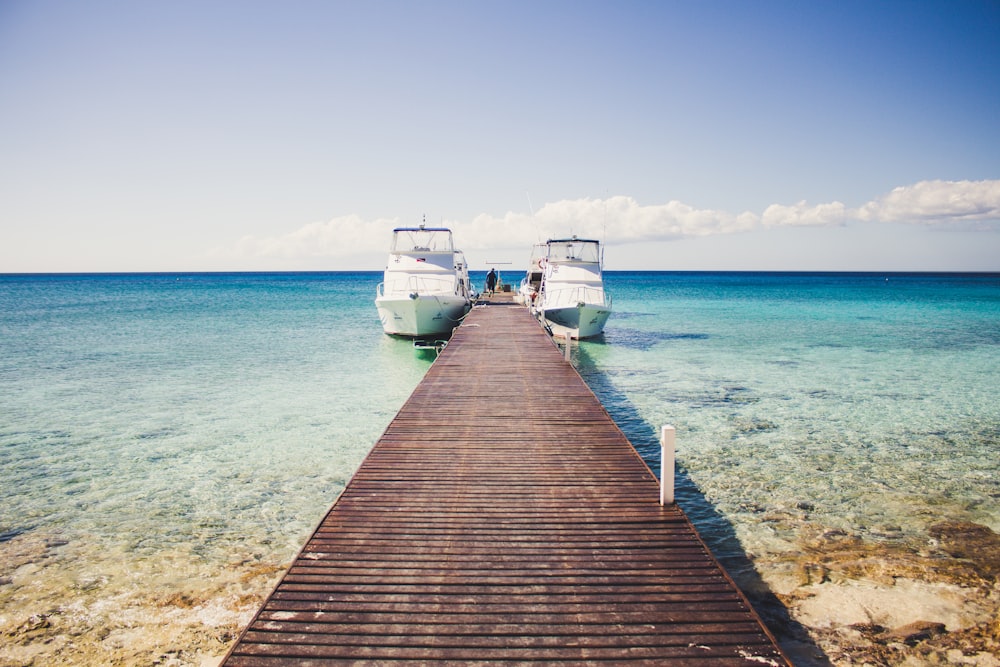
[
  {"left": 0, "top": 274, "right": 429, "bottom": 590},
  {"left": 579, "top": 272, "right": 1000, "bottom": 560},
  {"left": 1, "top": 271, "right": 998, "bottom": 657}
]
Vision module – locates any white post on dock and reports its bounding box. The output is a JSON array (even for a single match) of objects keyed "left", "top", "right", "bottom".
[{"left": 660, "top": 424, "right": 675, "bottom": 505}]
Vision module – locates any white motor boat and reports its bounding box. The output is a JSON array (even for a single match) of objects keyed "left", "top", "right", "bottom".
[
  {"left": 375, "top": 225, "right": 474, "bottom": 337},
  {"left": 532, "top": 236, "right": 612, "bottom": 339},
  {"left": 515, "top": 243, "right": 546, "bottom": 306}
]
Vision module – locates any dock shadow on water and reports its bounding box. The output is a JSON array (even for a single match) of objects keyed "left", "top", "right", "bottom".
[
  {"left": 599, "top": 323, "right": 710, "bottom": 352},
  {"left": 571, "top": 341, "right": 832, "bottom": 666}
]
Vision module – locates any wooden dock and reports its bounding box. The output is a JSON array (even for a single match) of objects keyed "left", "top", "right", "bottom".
[{"left": 222, "top": 296, "right": 789, "bottom": 666}]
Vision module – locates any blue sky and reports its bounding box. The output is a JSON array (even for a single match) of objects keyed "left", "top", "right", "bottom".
[{"left": 1, "top": 0, "right": 998, "bottom": 272}]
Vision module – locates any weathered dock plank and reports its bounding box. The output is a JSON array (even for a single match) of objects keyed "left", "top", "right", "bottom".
[{"left": 222, "top": 297, "right": 788, "bottom": 666}]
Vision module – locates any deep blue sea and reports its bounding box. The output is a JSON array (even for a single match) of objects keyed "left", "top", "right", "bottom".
[{"left": 1, "top": 271, "right": 998, "bottom": 658}]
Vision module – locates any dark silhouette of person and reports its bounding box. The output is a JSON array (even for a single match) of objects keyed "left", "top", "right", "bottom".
[{"left": 485, "top": 268, "right": 497, "bottom": 296}]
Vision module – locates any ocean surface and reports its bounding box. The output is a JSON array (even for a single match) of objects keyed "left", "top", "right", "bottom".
[{"left": 2, "top": 271, "right": 998, "bottom": 662}]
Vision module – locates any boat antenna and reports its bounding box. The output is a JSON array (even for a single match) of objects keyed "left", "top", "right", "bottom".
[{"left": 602, "top": 193, "right": 608, "bottom": 245}]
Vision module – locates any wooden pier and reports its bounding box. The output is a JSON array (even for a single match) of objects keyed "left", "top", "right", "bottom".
[{"left": 222, "top": 295, "right": 789, "bottom": 666}]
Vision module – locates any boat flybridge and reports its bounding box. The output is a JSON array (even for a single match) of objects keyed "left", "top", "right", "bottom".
[
  {"left": 530, "top": 236, "right": 612, "bottom": 339},
  {"left": 375, "top": 225, "right": 474, "bottom": 338}
]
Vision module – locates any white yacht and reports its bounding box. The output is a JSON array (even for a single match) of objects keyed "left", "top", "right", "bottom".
[
  {"left": 532, "top": 236, "right": 611, "bottom": 339},
  {"left": 375, "top": 225, "right": 474, "bottom": 337}
]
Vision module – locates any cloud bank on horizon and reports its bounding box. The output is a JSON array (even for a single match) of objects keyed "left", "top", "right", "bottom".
[{"left": 231, "top": 179, "right": 1000, "bottom": 262}]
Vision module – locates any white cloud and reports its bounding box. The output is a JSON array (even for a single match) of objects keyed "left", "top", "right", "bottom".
[
  {"left": 762, "top": 180, "right": 1000, "bottom": 229},
  {"left": 226, "top": 180, "right": 1000, "bottom": 263},
  {"left": 233, "top": 214, "right": 401, "bottom": 258},
  {"left": 452, "top": 197, "right": 757, "bottom": 250},
  {"left": 856, "top": 179, "right": 1000, "bottom": 225},
  {"left": 761, "top": 200, "right": 848, "bottom": 227}
]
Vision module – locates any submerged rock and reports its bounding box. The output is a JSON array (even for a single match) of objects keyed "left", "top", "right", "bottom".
[
  {"left": 749, "top": 518, "right": 1000, "bottom": 666},
  {"left": 880, "top": 620, "right": 947, "bottom": 645},
  {"left": 929, "top": 521, "right": 1000, "bottom": 579}
]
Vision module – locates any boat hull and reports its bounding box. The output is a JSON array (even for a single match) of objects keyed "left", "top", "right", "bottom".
[
  {"left": 375, "top": 295, "right": 471, "bottom": 337},
  {"left": 542, "top": 303, "right": 611, "bottom": 339}
]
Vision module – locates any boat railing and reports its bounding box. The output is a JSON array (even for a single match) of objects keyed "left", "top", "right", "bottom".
[
  {"left": 542, "top": 285, "right": 610, "bottom": 308},
  {"left": 390, "top": 227, "right": 455, "bottom": 253}
]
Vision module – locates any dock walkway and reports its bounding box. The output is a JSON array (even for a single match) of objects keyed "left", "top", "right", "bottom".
[{"left": 223, "top": 296, "right": 788, "bottom": 666}]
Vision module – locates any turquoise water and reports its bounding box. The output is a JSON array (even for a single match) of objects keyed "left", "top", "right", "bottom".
[
  {"left": 1, "top": 271, "right": 998, "bottom": 658},
  {"left": 1, "top": 273, "right": 429, "bottom": 562},
  {"left": 585, "top": 272, "right": 1000, "bottom": 559}
]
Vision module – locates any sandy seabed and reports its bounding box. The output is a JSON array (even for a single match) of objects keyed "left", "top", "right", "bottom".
[
  {"left": 2, "top": 520, "right": 999, "bottom": 666},
  {"left": 0, "top": 531, "right": 285, "bottom": 667},
  {"left": 733, "top": 519, "right": 1000, "bottom": 666}
]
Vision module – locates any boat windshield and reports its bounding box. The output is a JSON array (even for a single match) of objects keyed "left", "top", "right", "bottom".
[
  {"left": 547, "top": 239, "right": 600, "bottom": 264},
  {"left": 391, "top": 227, "right": 454, "bottom": 253}
]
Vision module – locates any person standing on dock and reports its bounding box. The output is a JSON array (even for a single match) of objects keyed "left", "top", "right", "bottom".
[{"left": 485, "top": 268, "right": 497, "bottom": 296}]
